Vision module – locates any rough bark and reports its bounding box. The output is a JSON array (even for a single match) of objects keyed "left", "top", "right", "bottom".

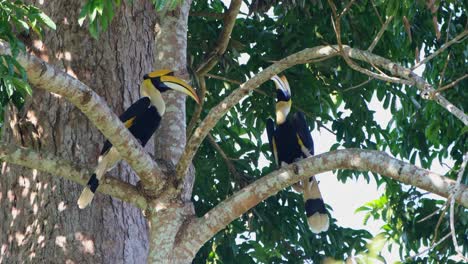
[
  {"left": 148, "top": 1, "right": 198, "bottom": 262},
  {"left": 0, "top": 1, "right": 155, "bottom": 263},
  {"left": 0, "top": 40, "right": 165, "bottom": 195},
  {"left": 0, "top": 145, "right": 147, "bottom": 210}
]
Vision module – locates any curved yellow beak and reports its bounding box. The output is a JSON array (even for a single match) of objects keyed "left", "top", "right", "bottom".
[
  {"left": 160, "top": 75, "right": 200, "bottom": 104},
  {"left": 271, "top": 75, "right": 291, "bottom": 96}
]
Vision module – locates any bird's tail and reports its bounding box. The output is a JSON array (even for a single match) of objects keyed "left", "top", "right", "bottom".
[
  {"left": 77, "top": 173, "right": 100, "bottom": 209},
  {"left": 303, "top": 176, "right": 329, "bottom": 233}
]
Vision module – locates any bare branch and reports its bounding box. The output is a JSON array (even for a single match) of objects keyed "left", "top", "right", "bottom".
[
  {"left": 207, "top": 134, "right": 243, "bottom": 184},
  {"left": 438, "top": 53, "right": 451, "bottom": 87},
  {"left": 190, "top": 11, "right": 225, "bottom": 19},
  {"left": 342, "top": 47, "right": 468, "bottom": 125},
  {"left": 368, "top": 16, "right": 394, "bottom": 52},
  {"left": 0, "top": 41, "right": 165, "bottom": 195},
  {"left": 331, "top": 2, "right": 466, "bottom": 126},
  {"left": 417, "top": 203, "right": 447, "bottom": 223},
  {"left": 329, "top": 0, "right": 412, "bottom": 86},
  {"left": 342, "top": 78, "right": 374, "bottom": 92},
  {"left": 407, "top": 233, "right": 451, "bottom": 261},
  {"left": 449, "top": 152, "right": 468, "bottom": 261},
  {"left": 370, "top": 0, "right": 383, "bottom": 25},
  {"left": 436, "top": 74, "right": 468, "bottom": 93},
  {"left": 206, "top": 73, "right": 242, "bottom": 85},
  {"left": 176, "top": 44, "right": 468, "bottom": 179},
  {"left": 338, "top": 0, "right": 356, "bottom": 18},
  {"left": 0, "top": 144, "right": 147, "bottom": 210},
  {"left": 431, "top": 200, "right": 450, "bottom": 244},
  {"left": 438, "top": 11, "right": 453, "bottom": 86},
  {"left": 412, "top": 30, "right": 468, "bottom": 70},
  {"left": 196, "top": 0, "right": 242, "bottom": 76},
  {"left": 175, "top": 149, "right": 468, "bottom": 258}
]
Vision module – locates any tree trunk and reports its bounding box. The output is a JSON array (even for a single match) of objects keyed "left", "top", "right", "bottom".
[
  {"left": 0, "top": 1, "right": 157, "bottom": 263},
  {"left": 148, "top": 1, "right": 197, "bottom": 262}
]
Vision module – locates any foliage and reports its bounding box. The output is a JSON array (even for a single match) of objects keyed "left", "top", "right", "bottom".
[
  {"left": 0, "top": 0, "right": 55, "bottom": 126},
  {"left": 78, "top": 0, "right": 184, "bottom": 38},
  {"left": 188, "top": 0, "right": 467, "bottom": 263}
]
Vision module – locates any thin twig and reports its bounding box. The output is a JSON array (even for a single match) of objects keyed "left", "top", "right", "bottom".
[
  {"left": 435, "top": 74, "right": 468, "bottom": 93},
  {"left": 432, "top": 200, "right": 450, "bottom": 244},
  {"left": 207, "top": 134, "right": 245, "bottom": 186},
  {"left": 338, "top": 0, "right": 356, "bottom": 18},
  {"left": 368, "top": 16, "right": 394, "bottom": 52},
  {"left": 449, "top": 152, "right": 468, "bottom": 261},
  {"left": 437, "top": 10, "right": 454, "bottom": 86},
  {"left": 412, "top": 30, "right": 468, "bottom": 70},
  {"left": 370, "top": 0, "right": 383, "bottom": 25},
  {"left": 206, "top": 73, "right": 243, "bottom": 85},
  {"left": 342, "top": 78, "right": 374, "bottom": 92},
  {"left": 187, "top": 75, "right": 207, "bottom": 136},
  {"left": 186, "top": 0, "right": 242, "bottom": 139},
  {"left": 438, "top": 53, "right": 451, "bottom": 87},
  {"left": 196, "top": 0, "right": 242, "bottom": 75},
  {"left": 329, "top": 0, "right": 412, "bottom": 86},
  {"left": 417, "top": 203, "right": 447, "bottom": 223},
  {"left": 190, "top": 11, "right": 225, "bottom": 19},
  {"left": 406, "top": 233, "right": 451, "bottom": 261}
]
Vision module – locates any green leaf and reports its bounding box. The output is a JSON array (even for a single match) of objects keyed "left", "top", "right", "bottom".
[{"left": 38, "top": 12, "right": 56, "bottom": 30}]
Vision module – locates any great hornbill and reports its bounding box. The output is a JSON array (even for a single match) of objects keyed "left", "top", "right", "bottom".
[
  {"left": 266, "top": 75, "right": 329, "bottom": 233},
  {"left": 77, "top": 69, "right": 200, "bottom": 209}
]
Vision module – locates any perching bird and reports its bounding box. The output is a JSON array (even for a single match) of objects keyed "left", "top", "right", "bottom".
[
  {"left": 77, "top": 69, "right": 200, "bottom": 209},
  {"left": 265, "top": 75, "right": 329, "bottom": 233}
]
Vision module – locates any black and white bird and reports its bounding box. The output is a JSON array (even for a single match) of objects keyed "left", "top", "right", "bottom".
[
  {"left": 77, "top": 69, "right": 200, "bottom": 209},
  {"left": 266, "top": 75, "right": 329, "bottom": 233}
]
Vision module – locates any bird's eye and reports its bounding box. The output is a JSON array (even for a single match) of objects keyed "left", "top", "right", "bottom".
[{"left": 143, "top": 74, "right": 149, "bottom": 80}]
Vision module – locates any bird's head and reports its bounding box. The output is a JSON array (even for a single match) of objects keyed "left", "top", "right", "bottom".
[
  {"left": 141, "top": 69, "right": 200, "bottom": 102},
  {"left": 271, "top": 75, "right": 292, "bottom": 124}
]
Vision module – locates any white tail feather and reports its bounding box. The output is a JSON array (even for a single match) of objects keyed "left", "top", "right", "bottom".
[
  {"left": 308, "top": 213, "right": 330, "bottom": 234},
  {"left": 77, "top": 187, "right": 94, "bottom": 209},
  {"left": 304, "top": 177, "right": 329, "bottom": 233}
]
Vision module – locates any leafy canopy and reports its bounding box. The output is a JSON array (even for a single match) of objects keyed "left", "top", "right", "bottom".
[
  {"left": 0, "top": 0, "right": 56, "bottom": 125},
  {"left": 187, "top": 1, "right": 467, "bottom": 263}
]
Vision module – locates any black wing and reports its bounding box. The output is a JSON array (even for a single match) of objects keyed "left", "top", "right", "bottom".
[
  {"left": 266, "top": 118, "right": 279, "bottom": 167},
  {"left": 292, "top": 111, "right": 314, "bottom": 157},
  {"left": 127, "top": 106, "right": 161, "bottom": 147},
  {"left": 100, "top": 97, "right": 151, "bottom": 156}
]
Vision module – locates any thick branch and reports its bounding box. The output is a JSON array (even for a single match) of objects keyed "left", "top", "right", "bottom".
[
  {"left": 175, "top": 149, "right": 468, "bottom": 258},
  {"left": 0, "top": 144, "right": 147, "bottom": 210},
  {"left": 196, "top": 0, "right": 242, "bottom": 75},
  {"left": 0, "top": 41, "right": 165, "bottom": 195},
  {"left": 345, "top": 47, "right": 468, "bottom": 125},
  {"left": 176, "top": 44, "right": 468, "bottom": 179}
]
